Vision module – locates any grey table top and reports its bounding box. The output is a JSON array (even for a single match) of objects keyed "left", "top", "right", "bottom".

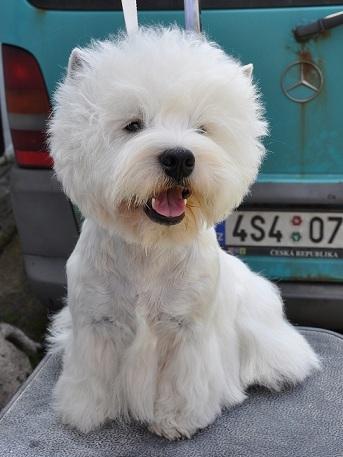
[{"left": 0, "top": 327, "right": 342, "bottom": 457}]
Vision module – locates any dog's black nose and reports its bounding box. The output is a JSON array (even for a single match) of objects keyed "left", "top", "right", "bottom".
[{"left": 159, "top": 148, "right": 195, "bottom": 181}]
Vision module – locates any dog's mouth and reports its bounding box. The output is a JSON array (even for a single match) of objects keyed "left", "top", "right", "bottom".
[{"left": 144, "top": 186, "right": 191, "bottom": 225}]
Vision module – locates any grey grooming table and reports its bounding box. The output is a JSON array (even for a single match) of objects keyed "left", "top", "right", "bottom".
[{"left": 0, "top": 327, "right": 342, "bottom": 457}]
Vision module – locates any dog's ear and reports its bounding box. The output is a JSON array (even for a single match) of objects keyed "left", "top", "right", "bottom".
[
  {"left": 242, "top": 63, "right": 253, "bottom": 81},
  {"left": 67, "top": 48, "right": 88, "bottom": 78}
]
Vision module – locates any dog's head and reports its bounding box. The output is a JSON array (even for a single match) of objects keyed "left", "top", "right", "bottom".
[{"left": 49, "top": 27, "right": 267, "bottom": 247}]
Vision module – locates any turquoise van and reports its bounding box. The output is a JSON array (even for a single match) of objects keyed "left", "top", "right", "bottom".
[{"left": 1, "top": 0, "right": 343, "bottom": 329}]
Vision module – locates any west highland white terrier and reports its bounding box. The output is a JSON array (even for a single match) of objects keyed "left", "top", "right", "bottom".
[{"left": 48, "top": 27, "right": 319, "bottom": 440}]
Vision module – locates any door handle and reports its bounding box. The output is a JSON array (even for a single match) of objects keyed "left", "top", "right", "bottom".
[{"left": 294, "top": 11, "right": 343, "bottom": 41}]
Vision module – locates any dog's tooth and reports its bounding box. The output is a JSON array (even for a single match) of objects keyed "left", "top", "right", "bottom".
[
  {"left": 184, "top": 199, "right": 187, "bottom": 206},
  {"left": 152, "top": 197, "right": 156, "bottom": 209}
]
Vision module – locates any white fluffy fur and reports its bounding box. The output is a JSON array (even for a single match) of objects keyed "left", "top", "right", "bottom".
[{"left": 48, "top": 27, "right": 319, "bottom": 440}]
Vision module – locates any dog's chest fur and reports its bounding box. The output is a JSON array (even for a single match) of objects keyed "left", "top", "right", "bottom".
[{"left": 68, "top": 219, "right": 219, "bottom": 349}]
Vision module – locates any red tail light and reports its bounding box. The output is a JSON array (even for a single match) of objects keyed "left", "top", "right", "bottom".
[{"left": 2, "top": 44, "right": 53, "bottom": 168}]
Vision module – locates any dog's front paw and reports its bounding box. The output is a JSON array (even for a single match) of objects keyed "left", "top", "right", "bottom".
[
  {"left": 59, "top": 408, "right": 103, "bottom": 434},
  {"left": 53, "top": 375, "right": 110, "bottom": 433},
  {"left": 148, "top": 421, "right": 197, "bottom": 441}
]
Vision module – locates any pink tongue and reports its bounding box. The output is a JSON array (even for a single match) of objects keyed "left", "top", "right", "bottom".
[{"left": 152, "top": 188, "right": 185, "bottom": 218}]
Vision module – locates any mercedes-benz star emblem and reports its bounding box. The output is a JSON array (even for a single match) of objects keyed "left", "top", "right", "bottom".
[{"left": 281, "top": 60, "right": 323, "bottom": 103}]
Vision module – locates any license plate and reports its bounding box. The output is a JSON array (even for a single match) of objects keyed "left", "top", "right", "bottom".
[{"left": 224, "top": 211, "right": 343, "bottom": 259}]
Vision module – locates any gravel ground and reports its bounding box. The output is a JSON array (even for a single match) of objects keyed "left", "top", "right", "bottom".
[
  {"left": 0, "top": 161, "right": 48, "bottom": 410},
  {"left": 0, "top": 161, "right": 48, "bottom": 345},
  {"left": 0, "top": 234, "right": 49, "bottom": 343},
  {"left": 0, "top": 162, "right": 14, "bottom": 248}
]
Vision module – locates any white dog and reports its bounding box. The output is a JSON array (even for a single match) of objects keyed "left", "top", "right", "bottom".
[{"left": 48, "top": 27, "right": 319, "bottom": 440}]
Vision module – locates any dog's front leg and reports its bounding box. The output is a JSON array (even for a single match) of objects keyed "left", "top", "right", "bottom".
[
  {"left": 53, "top": 321, "right": 122, "bottom": 433},
  {"left": 51, "top": 249, "right": 132, "bottom": 433},
  {"left": 149, "top": 320, "right": 245, "bottom": 440}
]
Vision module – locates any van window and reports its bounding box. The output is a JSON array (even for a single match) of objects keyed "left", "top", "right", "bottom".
[{"left": 28, "top": 0, "right": 343, "bottom": 11}]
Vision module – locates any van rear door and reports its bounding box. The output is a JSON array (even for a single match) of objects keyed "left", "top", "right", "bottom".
[
  {"left": 4, "top": 0, "right": 343, "bottom": 284},
  {"left": 207, "top": 1, "right": 343, "bottom": 283}
]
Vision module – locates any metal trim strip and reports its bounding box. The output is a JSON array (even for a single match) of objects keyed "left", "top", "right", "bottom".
[{"left": 244, "top": 182, "right": 343, "bottom": 208}]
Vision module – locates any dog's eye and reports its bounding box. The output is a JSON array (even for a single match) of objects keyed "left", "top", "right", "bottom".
[
  {"left": 196, "top": 126, "right": 207, "bottom": 135},
  {"left": 124, "top": 120, "right": 144, "bottom": 133}
]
